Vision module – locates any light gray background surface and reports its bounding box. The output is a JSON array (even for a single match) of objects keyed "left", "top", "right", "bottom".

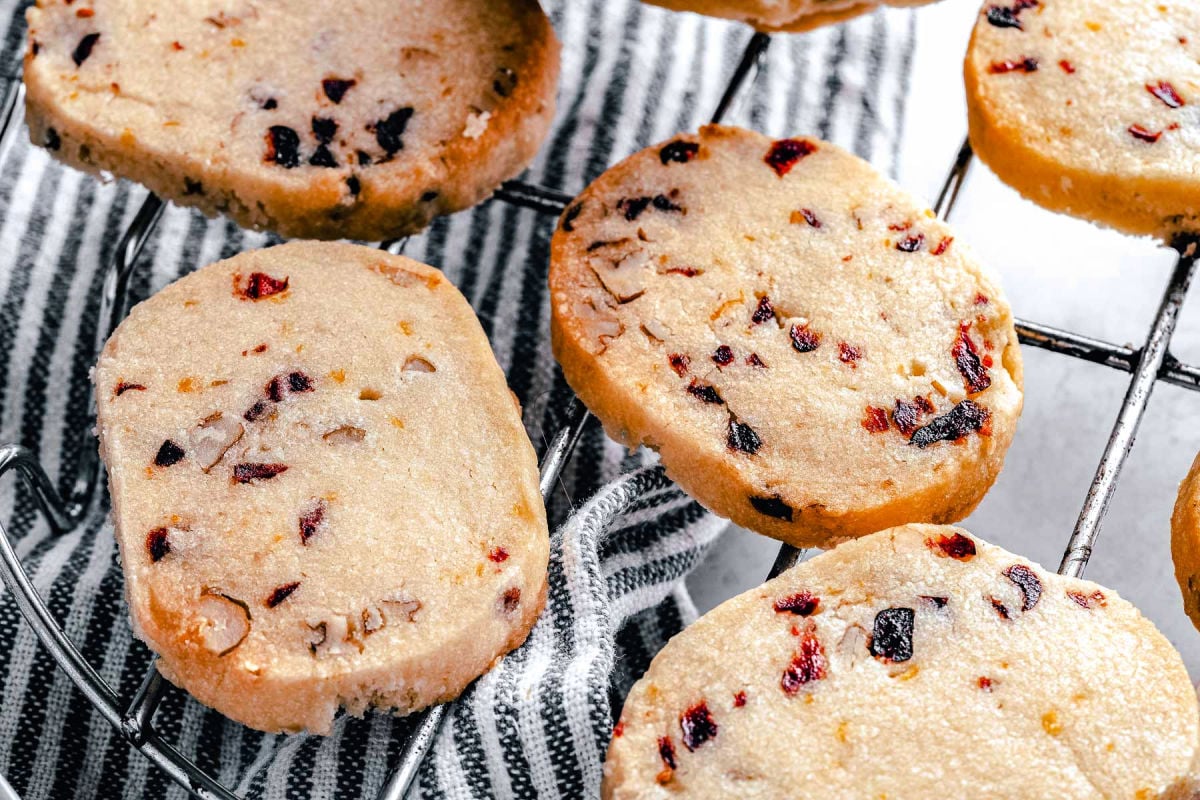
[{"left": 687, "top": 0, "right": 1200, "bottom": 676}]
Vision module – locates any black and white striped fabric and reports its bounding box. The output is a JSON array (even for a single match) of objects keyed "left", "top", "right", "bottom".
[{"left": 0, "top": 1, "right": 915, "bottom": 797}]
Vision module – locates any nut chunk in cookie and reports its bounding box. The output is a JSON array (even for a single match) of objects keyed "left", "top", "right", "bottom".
[
  {"left": 95, "top": 241, "right": 548, "bottom": 734},
  {"left": 604, "top": 525, "right": 1198, "bottom": 799},
  {"left": 24, "top": 0, "right": 560, "bottom": 240},
  {"left": 550, "top": 125, "right": 1023, "bottom": 549},
  {"left": 965, "top": 0, "right": 1200, "bottom": 239}
]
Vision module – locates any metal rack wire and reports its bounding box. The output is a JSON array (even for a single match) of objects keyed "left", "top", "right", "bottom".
[{"left": 0, "top": 20, "right": 1197, "bottom": 800}]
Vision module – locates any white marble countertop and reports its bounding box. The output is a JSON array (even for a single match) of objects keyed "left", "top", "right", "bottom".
[{"left": 687, "top": 0, "right": 1200, "bottom": 676}]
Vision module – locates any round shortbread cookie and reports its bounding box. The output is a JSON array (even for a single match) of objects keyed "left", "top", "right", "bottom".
[
  {"left": 549, "top": 125, "right": 1023, "bottom": 549},
  {"left": 965, "top": 0, "right": 1200, "bottom": 239},
  {"left": 24, "top": 0, "right": 559, "bottom": 241},
  {"left": 94, "top": 241, "right": 549, "bottom": 734},
  {"left": 643, "top": 0, "right": 933, "bottom": 33},
  {"left": 1171, "top": 451, "right": 1200, "bottom": 633},
  {"left": 604, "top": 525, "right": 1199, "bottom": 799}
]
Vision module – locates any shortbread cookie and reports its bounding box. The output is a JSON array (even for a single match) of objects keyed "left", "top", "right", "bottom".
[
  {"left": 643, "top": 0, "right": 933, "bottom": 33},
  {"left": 95, "top": 241, "right": 549, "bottom": 734},
  {"left": 1171, "top": 452, "right": 1200, "bottom": 633},
  {"left": 604, "top": 525, "right": 1199, "bottom": 799},
  {"left": 965, "top": 0, "right": 1200, "bottom": 239},
  {"left": 549, "top": 125, "right": 1023, "bottom": 548},
  {"left": 24, "top": 0, "right": 559, "bottom": 240}
]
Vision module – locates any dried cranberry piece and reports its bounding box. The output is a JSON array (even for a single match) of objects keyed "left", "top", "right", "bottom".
[
  {"left": 299, "top": 499, "right": 327, "bottom": 545},
  {"left": 686, "top": 380, "right": 723, "bottom": 404},
  {"left": 796, "top": 208, "right": 822, "bottom": 228},
  {"left": 311, "top": 117, "right": 338, "bottom": 144},
  {"left": 237, "top": 271, "right": 289, "bottom": 300},
  {"left": 260, "top": 97, "right": 278, "bottom": 110},
  {"left": 1067, "top": 589, "right": 1106, "bottom": 609},
  {"left": 751, "top": 296, "right": 775, "bottom": 325},
  {"left": 985, "top": 5, "right": 1022, "bottom": 28},
  {"left": 733, "top": 691, "right": 747, "bottom": 707},
  {"left": 115, "top": 381, "right": 146, "bottom": 396},
  {"left": 668, "top": 353, "right": 690, "bottom": 377},
  {"left": 154, "top": 439, "right": 185, "bottom": 467},
  {"left": 44, "top": 127, "right": 61, "bottom": 151},
  {"left": 373, "top": 107, "right": 415, "bottom": 156},
  {"left": 183, "top": 178, "right": 204, "bottom": 196},
  {"left": 1058, "top": 60, "right": 1076, "bottom": 74},
  {"left": 990, "top": 597, "right": 1012, "bottom": 619},
  {"left": 243, "top": 399, "right": 273, "bottom": 422},
  {"left": 488, "top": 546, "right": 509, "bottom": 563},
  {"left": 988, "top": 57, "right": 1039, "bottom": 74},
  {"left": 658, "top": 736, "right": 677, "bottom": 770},
  {"left": 789, "top": 324, "right": 821, "bottom": 353},
  {"left": 750, "top": 494, "right": 793, "bottom": 522},
  {"left": 265, "top": 126, "right": 301, "bottom": 168},
  {"left": 618, "top": 194, "right": 682, "bottom": 221},
  {"left": 309, "top": 145, "right": 337, "bottom": 168},
  {"left": 679, "top": 702, "right": 718, "bottom": 751},
  {"left": 561, "top": 202, "right": 583, "bottom": 232},
  {"left": 72, "top": 32, "right": 100, "bottom": 66},
  {"left": 1003, "top": 564, "right": 1042, "bottom": 611},
  {"left": 612, "top": 720, "right": 625, "bottom": 738},
  {"left": 869, "top": 607, "right": 914, "bottom": 662},
  {"left": 146, "top": 527, "right": 170, "bottom": 562},
  {"left": 862, "top": 406, "right": 890, "bottom": 433},
  {"left": 727, "top": 419, "right": 762, "bottom": 454},
  {"left": 953, "top": 324, "right": 992, "bottom": 394},
  {"left": 895, "top": 233, "right": 925, "bottom": 252},
  {"left": 266, "top": 582, "right": 300, "bottom": 608},
  {"left": 920, "top": 595, "right": 949, "bottom": 609},
  {"left": 781, "top": 627, "right": 827, "bottom": 692},
  {"left": 932, "top": 236, "right": 953, "bottom": 255},
  {"left": 978, "top": 676, "right": 994, "bottom": 691},
  {"left": 712, "top": 345, "right": 734, "bottom": 366},
  {"left": 746, "top": 353, "right": 766, "bottom": 367},
  {"left": 892, "top": 400, "right": 920, "bottom": 436},
  {"left": 233, "top": 463, "right": 289, "bottom": 483},
  {"left": 837, "top": 342, "right": 862, "bottom": 367},
  {"left": 909, "top": 400, "right": 991, "bottom": 448},
  {"left": 288, "top": 371, "right": 314, "bottom": 393},
  {"left": 764, "top": 138, "right": 817, "bottom": 177},
  {"left": 927, "top": 532, "right": 977, "bottom": 560},
  {"left": 774, "top": 591, "right": 819, "bottom": 616},
  {"left": 914, "top": 395, "right": 936, "bottom": 414},
  {"left": 501, "top": 587, "right": 521, "bottom": 614},
  {"left": 1128, "top": 124, "right": 1163, "bottom": 143},
  {"left": 659, "top": 140, "right": 700, "bottom": 164},
  {"left": 321, "top": 77, "right": 356, "bottom": 104},
  {"left": 664, "top": 266, "right": 699, "bottom": 277},
  {"left": 1148, "top": 81, "right": 1185, "bottom": 109}
]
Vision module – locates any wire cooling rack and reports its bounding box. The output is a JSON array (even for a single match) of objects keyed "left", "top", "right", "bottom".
[{"left": 0, "top": 21, "right": 1198, "bottom": 800}]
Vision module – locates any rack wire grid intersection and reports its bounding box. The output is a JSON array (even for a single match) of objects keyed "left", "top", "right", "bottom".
[{"left": 0, "top": 24, "right": 1197, "bottom": 800}]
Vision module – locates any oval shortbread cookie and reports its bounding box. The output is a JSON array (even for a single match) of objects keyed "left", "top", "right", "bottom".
[
  {"left": 24, "top": 0, "right": 559, "bottom": 240},
  {"left": 643, "top": 0, "right": 934, "bottom": 33},
  {"left": 95, "top": 241, "right": 549, "bottom": 734},
  {"left": 549, "top": 125, "right": 1023, "bottom": 549},
  {"left": 604, "top": 525, "right": 1199, "bottom": 799},
  {"left": 965, "top": 0, "right": 1200, "bottom": 239}
]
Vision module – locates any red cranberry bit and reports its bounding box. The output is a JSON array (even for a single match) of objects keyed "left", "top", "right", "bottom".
[
  {"left": 746, "top": 353, "right": 766, "bottom": 367},
  {"left": 679, "top": 702, "right": 718, "bottom": 751},
  {"left": 244, "top": 399, "right": 273, "bottom": 422},
  {"left": 299, "top": 499, "right": 327, "bottom": 545},
  {"left": 751, "top": 295, "right": 775, "bottom": 325},
  {"left": 146, "top": 527, "right": 170, "bottom": 562},
  {"left": 266, "top": 581, "right": 300, "bottom": 608},
  {"left": 72, "top": 32, "right": 100, "bottom": 66},
  {"left": 888, "top": 221, "right": 912, "bottom": 232},
  {"left": 796, "top": 208, "right": 822, "bottom": 228},
  {"left": 236, "top": 271, "right": 289, "bottom": 300},
  {"left": 750, "top": 494, "right": 793, "bottom": 522},
  {"left": 909, "top": 400, "right": 991, "bottom": 448},
  {"left": 974, "top": 294, "right": 990, "bottom": 306},
  {"left": 727, "top": 419, "right": 762, "bottom": 455},
  {"left": 501, "top": 587, "right": 521, "bottom": 614},
  {"left": 837, "top": 342, "right": 862, "bottom": 367},
  {"left": 895, "top": 233, "right": 925, "bottom": 253},
  {"left": 1058, "top": 60, "right": 1076, "bottom": 74},
  {"left": 927, "top": 532, "right": 977, "bottom": 560},
  {"left": 781, "top": 627, "right": 827, "bottom": 693},
  {"left": 932, "top": 236, "right": 954, "bottom": 256},
  {"left": 764, "top": 138, "right": 817, "bottom": 177},
  {"left": 488, "top": 546, "right": 510, "bottom": 563},
  {"left": 953, "top": 323, "right": 992, "bottom": 394},
  {"left": 774, "top": 591, "right": 820, "bottom": 616},
  {"left": 321, "top": 77, "right": 356, "bottom": 104},
  {"left": 617, "top": 194, "right": 682, "bottom": 221},
  {"left": 1128, "top": 124, "right": 1163, "bottom": 143},
  {"left": 658, "top": 736, "right": 677, "bottom": 770},
  {"left": 1067, "top": 589, "right": 1106, "bottom": 609},
  {"left": 668, "top": 353, "right": 690, "bottom": 377},
  {"left": 372, "top": 107, "right": 415, "bottom": 157},
  {"left": 154, "top": 439, "right": 185, "bottom": 467},
  {"left": 659, "top": 140, "right": 700, "bottom": 164},
  {"left": 914, "top": 395, "right": 936, "bottom": 414},
  {"left": 862, "top": 406, "right": 890, "bottom": 433},
  {"left": 790, "top": 324, "right": 821, "bottom": 353},
  {"left": 264, "top": 126, "right": 301, "bottom": 168},
  {"left": 686, "top": 380, "right": 723, "bottom": 404},
  {"left": 233, "top": 463, "right": 288, "bottom": 484},
  {"left": 989, "top": 57, "right": 1039, "bottom": 74},
  {"left": 612, "top": 720, "right": 625, "bottom": 738},
  {"left": 869, "top": 607, "right": 914, "bottom": 662},
  {"left": 561, "top": 202, "right": 583, "bottom": 232},
  {"left": 733, "top": 691, "right": 747, "bottom": 708},
  {"left": 664, "top": 266, "right": 700, "bottom": 277},
  {"left": 115, "top": 381, "right": 146, "bottom": 396},
  {"left": 978, "top": 676, "right": 994, "bottom": 692},
  {"left": 991, "top": 598, "right": 1012, "bottom": 619},
  {"left": 712, "top": 345, "right": 734, "bottom": 366},
  {"left": 920, "top": 595, "right": 949, "bottom": 609},
  {"left": 1148, "top": 81, "right": 1185, "bottom": 109},
  {"left": 1003, "top": 564, "right": 1042, "bottom": 611}
]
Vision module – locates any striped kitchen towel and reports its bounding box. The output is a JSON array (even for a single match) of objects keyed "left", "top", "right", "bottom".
[{"left": 0, "top": 0, "right": 915, "bottom": 797}]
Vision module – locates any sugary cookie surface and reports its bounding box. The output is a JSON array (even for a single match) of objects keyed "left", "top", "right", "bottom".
[
  {"left": 643, "top": 0, "right": 932, "bottom": 33},
  {"left": 966, "top": 0, "right": 1200, "bottom": 239},
  {"left": 549, "top": 125, "right": 1023, "bottom": 548},
  {"left": 95, "top": 241, "right": 548, "bottom": 734},
  {"left": 604, "top": 525, "right": 1199, "bottom": 799},
  {"left": 24, "top": 0, "right": 559, "bottom": 240}
]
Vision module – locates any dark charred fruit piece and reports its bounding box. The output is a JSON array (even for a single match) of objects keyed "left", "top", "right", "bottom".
[
  {"left": 266, "top": 582, "right": 300, "bottom": 608},
  {"left": 154, "top": 439, "right": 185, "bottom": 467},
  {"left": 727, "top": 419, "right": 762, "bottom": 455},
  {"left": 243, "top": 399, "right": 272, "bottom": 422},
  {"left": 501, "top": 587, "right": 521, "bottom": 614},
  {"left": 909, "top": 400, "right": 991, "bottom": 448},
  {"left": 869, "top": 607, "right": 914, "bottom": 662},
  {"left": 774, "top": 591, "right": 819, "bottom": 616},
  {"left": 321, "top": 77, "right": 356, "bottom": 104},
  {"left": 1148, "top": 81, "right": 1185, "bottom": 109},
  {"left": 712, "top": 345, "right": 734, "bottom": 366},
  {"left": 862, "top": 406, "right": 890, "bottom": 433},
  {"left": 493, "top": 67, "right": 518, "bottom": 97},
  {"left": 183, "top": 178, "right": 204, "bottom": 196},
  {"left": 686, "top": 380, "right": 723, "bottom": 404},
  {"left": 236, "top": 271, "right": 289, "bottom": 300},
  {"left": 287, "top": 371, "right": 314, "bottom": 393},
  {"left": 115, "top": 381, "right": 146, "bottom": 396},
  {"left": 299, "top": 499, "right": 327, "bottom": 545},
  {"left": 561, "top": 202, "right": 583, "bottom": 232},
  {"left": 146, "top": 527, "right": 170, "bottom": 562},
  {"left": 233, "top": 462, "right": 289, "bottom": 483},
  {"left": 312, "top": 117, "right": 338, "bottom": 144},
  {"left": 764, "top": 138, "right": 817, "bottom": 177},
  {"left": 679, "top": 702, "right": 718, "bottom": 751},
  {"left": 72, "top": 32, "right": 100, "bottom": 67},
  {"left": 892, "top": 400, "right": 920, "bottom": 436},
  {"left": 781, "top": 627, "right": 827, "bottom": 693},
  {"left": 1004, "top": 564, "right": 1042, "bottom": 611},
  {"left": 309, "top": 145, "right": 338, "bottom": 168},
  {"left": 659, "top": 140, "right": 700, "bottom": 164},
  {"left": 265, "top": 126, "right": 301, "bottom": 168},
  {"left": 751, "top": 295, "right": 775, "bottom": 325},
  {"left": 953, "top": 325, "right": 992, "bottom": 394},
  {"left": 895, "top": 233, "right": 925, "bottom": 253},
  {"left": 373, "top": 107, "right": 415, "bottom": 156},
  {"left": 44, "top": 127, "right": 61, "bottom": 151},
  {"left": 789, "top": 324, "right": 821, "bottom": 353},
  {"left": 1128, "top": 124, "right": 1163, "bottom": 143},
  {"left": 658, "top": 736, "right": 677, "bottom": 770},
  {"left": 346, "top": 175, "right": 361, "bottom": 196},
  {"left": 927, "top": 532, "right": 977, "bottom": 560},
  {"left": 985, "top": 4, "right": 1022, "bottom": 28},
  {"left": 750, "top": 494, "right": 793, "bottom": 522},
  {"left": 668, "top": 353, "right": 690, "bottom": 377}
]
